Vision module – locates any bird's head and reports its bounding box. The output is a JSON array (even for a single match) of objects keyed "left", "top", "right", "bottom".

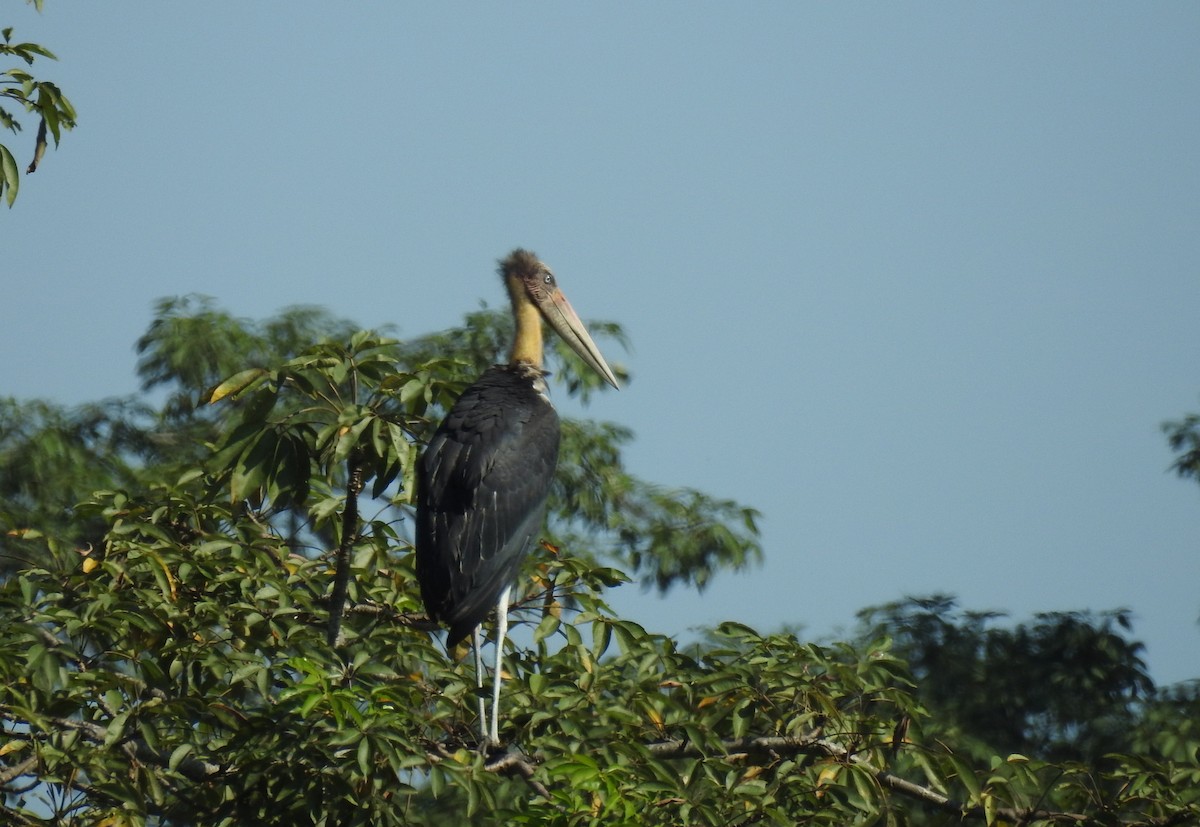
[{"left": 500, "top": 249, "right": 619, "bottom": 389}]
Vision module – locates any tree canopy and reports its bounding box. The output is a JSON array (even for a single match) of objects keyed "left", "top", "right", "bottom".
[{"left": 1, "top": 299, "right": 1198, "bottom": 826}]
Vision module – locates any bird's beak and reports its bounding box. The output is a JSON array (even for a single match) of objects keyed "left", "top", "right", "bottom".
[{"left": 540, "top": 290, "right": 620, "bottom": 389}]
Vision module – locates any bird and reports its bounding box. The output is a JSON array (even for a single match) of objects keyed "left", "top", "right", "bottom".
[{"left": 416, "top": 249, "right": 619, "bottom": 745}]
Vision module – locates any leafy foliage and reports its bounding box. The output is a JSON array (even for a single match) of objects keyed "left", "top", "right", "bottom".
[
  {"left": 856, "top": 595, "right": 1155, "bottom": 763},
  {"left": 0, "top": 302, "right": 1197, "bottom": 825},
  {"left": 0, "top": 397, "right": 151, "bottom": 572},
  {"left": 1, "top": 12, "right": 75, "bottom": 207}
]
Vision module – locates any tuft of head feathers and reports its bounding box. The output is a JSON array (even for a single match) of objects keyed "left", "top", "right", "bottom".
[{"left": 498, "top": 248, "right": 544, "bottom": 282}]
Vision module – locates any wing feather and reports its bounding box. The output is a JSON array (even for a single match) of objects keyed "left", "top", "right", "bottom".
[{"left": 416, "top": 367, "right": 560, "bottom": 645}]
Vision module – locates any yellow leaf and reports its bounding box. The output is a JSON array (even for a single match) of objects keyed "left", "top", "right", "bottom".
[
  {"left": 145, "top": 549, "right": 178, "bottom": 600},
  {"left": 0, "top": 740, "right": 27, "bottom": 757},
  {"left": 646, "top": 706, "right": 664, "bottom": 730},
  {"left": 81, "top": 557, "right": 100, "bottom": 574},
  {"left": 817, "top": 765, "right": 840, "bottom": 787},
  {"left": 206, "top": 367, "right": 268, "bottom": 404},
  {"left": 7, "top": 527, "right": 43, "bottom": 539}
]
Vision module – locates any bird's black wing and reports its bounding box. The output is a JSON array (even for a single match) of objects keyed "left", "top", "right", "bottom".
[{"left": 416, "top": 367, "right": 560, "bottom": 645}]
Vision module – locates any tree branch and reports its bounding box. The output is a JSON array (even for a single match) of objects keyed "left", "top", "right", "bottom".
[
  {"left": 0, "top": 755, "right": 37, "bottom": 786},
  {"left": 326, "top": 456, "right": 364, "bottom": 647},
  {"left": 0, "top": 709, "right": 222, "bottom": 782},
  {"left": 425, "top": 742, "right": 554, "bottom": 802},
  {"left": 0, "top": 804, "right": 41, "bottom": 827},
  {"left": 485, "top": 749, "right": 553, "bottom": 801},
  {"left": 338, "top": 599, "right": 438, "bottom": 631}
]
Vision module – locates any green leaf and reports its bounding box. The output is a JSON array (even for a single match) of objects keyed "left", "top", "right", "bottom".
[
  {"left": 1, "top": 143, "right": 18, "bottom": 206},
  {"left": 230, "top": 430, "right": 278, "bottom": 502},
  {"left": 948, "top": 752, "right": 982, "bottom": 803},
  {"left": 208, "top": 367, "right": 269, "bottom": 403},
  {"left": 18, "top": 42, "right": 58, "bottom": 61},
  {"left": 592, "top": 617, "right": 612, "bottom": 659},
  {"left": 533, "top": 612, "right": 561, "bottom": 644},
  {"left": 356, "top": 736, "right": 371, "bottom": 776},
  {"left": 104, "top": 711, "right": 130, "bottom": 747},
  {"left": 168, "top": 743, "right": 195, "bottom": 771},
  {"left": 982, "top": 790, "right": 997, "bottom": 826}
]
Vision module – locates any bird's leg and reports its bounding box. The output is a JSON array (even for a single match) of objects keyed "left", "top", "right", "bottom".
[
  {"left": 473, "top": 625, "right": 488, "bottom": 743},
  {"left": 489, "top": 584, "right": 513, "bottom": 746}
]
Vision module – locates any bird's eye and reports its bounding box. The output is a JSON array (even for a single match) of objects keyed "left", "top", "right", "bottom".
[{"left": 543, "top": 274, "right": 554, "bottom": 285}]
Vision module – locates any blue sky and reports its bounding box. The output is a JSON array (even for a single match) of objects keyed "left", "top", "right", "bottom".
[{"left": 5, "top": 3, "right": 1199, "bottom": 685}]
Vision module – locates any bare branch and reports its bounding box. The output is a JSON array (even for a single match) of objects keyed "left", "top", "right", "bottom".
[
  {"left": 341, "top": 600, "right": 438, "bottom": 631},
  {"left": 0, "top": 755, "right": 37, "bottom": 785},
  {"left": 0, "top": 805, "right": 41, "bottom": 827},
  {"left": 485, "top": 749, "right": 553, "bottom": 801}
]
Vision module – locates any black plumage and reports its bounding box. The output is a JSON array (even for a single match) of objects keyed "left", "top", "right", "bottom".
[{"left": 416, "top": 364, "right": 559, "bottom": 646}]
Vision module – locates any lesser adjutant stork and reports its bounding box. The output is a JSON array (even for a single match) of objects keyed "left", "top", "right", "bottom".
[{"left": 416, "top": 249, "right": 619, "bottom": 745}]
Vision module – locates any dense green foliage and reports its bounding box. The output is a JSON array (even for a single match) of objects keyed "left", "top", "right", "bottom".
[
  {"left": 856, "top": 596, "right": 1156, "bottom": 764},
  {"left": 1, "top": 301, "right": 1198, "bottom": 826}
]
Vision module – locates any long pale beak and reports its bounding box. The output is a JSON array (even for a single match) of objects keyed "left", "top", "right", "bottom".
[{"left": 539, "top": 289, "right": 620, "bottom": 389}]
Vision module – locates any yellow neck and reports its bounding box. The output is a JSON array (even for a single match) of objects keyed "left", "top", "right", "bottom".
[{"left": 509, "top": 293, "right": 544, "bottom": 368}]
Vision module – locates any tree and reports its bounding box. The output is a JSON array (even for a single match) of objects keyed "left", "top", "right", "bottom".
[
  {"left": 856, "top": 595, "right": 1155, "bottom": 762},
  {"left": 0, "top": 302, "right": 1197, "bottom": 825},
  {"left": 1, "top": 2, "right": 75, "bottom": 207}
]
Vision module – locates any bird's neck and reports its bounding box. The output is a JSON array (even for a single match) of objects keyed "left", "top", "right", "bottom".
[{"left": 509, "top": 298, "right": 544, "bottom": 370}]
